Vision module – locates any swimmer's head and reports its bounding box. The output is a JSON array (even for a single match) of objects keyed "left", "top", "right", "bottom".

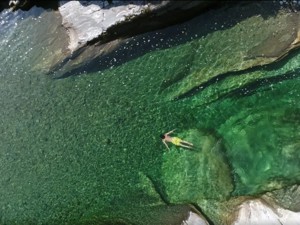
[{"left": 160, "top": 134, "right": 165, "bottom": 139}]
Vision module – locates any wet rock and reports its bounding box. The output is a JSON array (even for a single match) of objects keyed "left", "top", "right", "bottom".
[
  {"left": 232, "top": 198, "right": 300, "bottom": 225},
  {"left": 137, "top": 172, "right": 166, "bottom": 206},
  {"left": 58, "top": 1, "right": 222, "bottom": 52},
  {"left": 161, "top": 3, "right": 300, "bottom": 101},
  {"left": 58, "top": 1, "right": 159, "bottom": 52},
  {"left": 263, "top": 184, "right": 300, "bottom": 212},
  {"left": 218, "top": 101, "right": 300, "bottom": 196},
  {"left": 182, "top": 210, "right": 209, "bottom": 225},
  {"left": 49, "top": 0, "right": 225, "bottom": 78},
  {"left": 9, "top": 0, "right": 26, "bottom": 9},
  {"left": 161, "top": 129, "right": 233, "bottom": 203}
]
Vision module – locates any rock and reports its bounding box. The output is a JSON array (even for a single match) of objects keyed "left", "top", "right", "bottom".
[
  {"left": 218, "top": 102, "right": 300, "bottom": 196},
  {"left": 49, "top": 0, "right": 225, "bottom": 77},
  {"left": 161, "top": 129, "right": 233, "bottom": 203},
  {"left": 182, "top": 210, "right": 210, "bottom": 225},
  {"left": 9, "top": 0, "right": 24, "bottom": 9},
  {"left": 160, "top": 2, "right": 300, "bottom": 101},
  {"left": 58, "top": 0, "right": 223, "bottom": 52},
  {"left": 263, "top": 185, "right": 300, "bottom": 212},
  {"left": 58, "top": 1, "right": 159, "bottom": 51},
  {"left": 232, "top": 198, "right": 300, "bottom": 225}
]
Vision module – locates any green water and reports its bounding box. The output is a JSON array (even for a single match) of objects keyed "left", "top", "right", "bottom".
[{"left": 1, "top": 4, "right": 300, "bottom": 225}]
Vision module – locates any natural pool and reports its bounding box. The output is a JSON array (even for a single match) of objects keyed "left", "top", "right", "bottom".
[{"left": 0, "top": 2, "right": 299, "bottom": 225}]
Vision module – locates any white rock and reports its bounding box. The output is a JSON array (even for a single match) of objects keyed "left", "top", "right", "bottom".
[
  {"left": 182, "top": 211, "right": 210, "bottom": 225},
  {"left": 233, "top": 199, "right": 300, "bottom": 225},
  {"left": 58, "top": 1, "right": 157, "bottom": 51}
]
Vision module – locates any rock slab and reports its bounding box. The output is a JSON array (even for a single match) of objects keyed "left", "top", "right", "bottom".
[{"left": 233, "top": 199, "right": 300, "bottom": 225}]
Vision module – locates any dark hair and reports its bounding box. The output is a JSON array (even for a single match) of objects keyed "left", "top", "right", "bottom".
[{"left": 160, "top": 134, "right": 165, "bottom": 139}]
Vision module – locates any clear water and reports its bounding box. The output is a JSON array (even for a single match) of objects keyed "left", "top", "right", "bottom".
[{"left": 0, "top": 3, "right": 300, "bottom": 225}]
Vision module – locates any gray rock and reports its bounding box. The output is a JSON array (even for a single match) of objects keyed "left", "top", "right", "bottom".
[
  {"left": 161, "top": 129, "right": 234, "bottom": 203},
  {"left": 232, "top": 199, "right": 300, "bottom": 225},
  {"left": 58, "top": 1, "right": 160, "bottom": 51},
  {"left": 264, "top": 185, "right": 300, "bottom": 212},
  {"left": 48, "top": 0, "right": 225, "bottom": 78},
  {"left": 58, "top": 0, "right": 222, "bottom": 51},
  {"left": 182, "top": 211, "right": 210, "bottom": 225},
  {"left": 160, "top": 5, "right": 300, "bottom": 101}
]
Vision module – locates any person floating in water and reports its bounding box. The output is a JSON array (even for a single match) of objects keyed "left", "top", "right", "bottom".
[{"left": 160, "top": 129, "right": 194, "bottom": 150}]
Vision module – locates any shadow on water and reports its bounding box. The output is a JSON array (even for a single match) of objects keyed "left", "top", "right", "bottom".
[{"left": 53, "top": 1, "right": 285, "bottom": 78}]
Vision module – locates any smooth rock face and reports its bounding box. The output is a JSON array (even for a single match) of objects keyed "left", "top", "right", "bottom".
[
  {"left": 233, "top": 199, "right": 300, "bottom": 225},
  {"left": 160, "top": 4, "right": 300, "bottom": 101},
  {"left": 59, "top": 1, "right": 159, "bottom": 51},
  {"left": 162, "top": 129, "right": 233, "bottom": 203},
  {"left": 264, "top": 185, "right": 300, "bottom": 212},
  {"left": 182, "top": 211, "right": 209, "bottom": 225},
  {"left": 50, "top": 0, "right": 223, "bottom": 77},
  {"left": 58, "top": 1, "right": 221, "bottom": 52}
]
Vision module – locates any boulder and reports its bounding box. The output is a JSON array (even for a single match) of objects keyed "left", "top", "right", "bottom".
[
  {"left": 58, "top": 0, "right": 223, "bottom": 52},
  {"left": 160, "top": 4, "right": 300, "bottom": 101},
  {"left": 49, "top": 0, "right": 225, "bottom": 77},
  {"left": 263, "top": 185, "right": 300, "bottom": 212},
  {"left": 161, "top": 129, "right": 233, "bottom": 203},
  {"left": 182, "top": 210, "right": 209, "bottom": 225},
  {"left": 232, "top": 198, "right": 300, "bottom": 225}
]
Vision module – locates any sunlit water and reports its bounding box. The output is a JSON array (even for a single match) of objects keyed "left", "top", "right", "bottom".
[{"left": 0, "top": 3, "right": 300, "bottom": 225}]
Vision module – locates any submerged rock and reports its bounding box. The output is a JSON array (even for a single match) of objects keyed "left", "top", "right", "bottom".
[
  {"left": 161, "top": 129, "right": 233, "bottom": 203},
  {"left": 263, "top": 184, "right": 300, "bottom": 212},
  {"left": 160, "top": 3, "right": 300, "bottom": 101}
]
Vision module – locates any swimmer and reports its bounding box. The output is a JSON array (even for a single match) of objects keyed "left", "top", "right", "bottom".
[{"left": 160, "top": 129, "right": 194, "bottom": 150}]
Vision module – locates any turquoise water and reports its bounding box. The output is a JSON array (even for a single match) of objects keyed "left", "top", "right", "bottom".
[{"left": 0, "top": 3, "right": 300, "bottom": 225}]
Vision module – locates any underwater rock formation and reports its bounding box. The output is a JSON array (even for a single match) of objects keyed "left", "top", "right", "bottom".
[
  {"left": 160, "top": 6, "right": 300, "bottom": 101},
  {"left": 161, "top": 129, "right": 233, "bottom": 204}
]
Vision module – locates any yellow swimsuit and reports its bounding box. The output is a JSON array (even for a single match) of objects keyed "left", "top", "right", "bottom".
[{"left": 171, "top": 137, "right": 182, "bottom": 146}]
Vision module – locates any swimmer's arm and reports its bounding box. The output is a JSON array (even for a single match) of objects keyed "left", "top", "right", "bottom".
[
  {"left": 162, "top": 140, "right": 170, "bottom": 151},
  {"left": 166, "top": 129, "right": 176, "bottom": 135}
]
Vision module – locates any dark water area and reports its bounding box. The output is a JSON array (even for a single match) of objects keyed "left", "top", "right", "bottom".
[{"left": 0, "top": 2, "right": 300, "bottom": 225}]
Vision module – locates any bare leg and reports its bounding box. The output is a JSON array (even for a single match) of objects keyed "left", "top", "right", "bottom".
[
  {"left": 181, "top": 140, "right": 193, "bottom": 146},
  {"left": 163, "top": 140, "right": 170, "bottom": 151},
  {"left": 179, "top": 143, "right": 193, "bottom": 149}
]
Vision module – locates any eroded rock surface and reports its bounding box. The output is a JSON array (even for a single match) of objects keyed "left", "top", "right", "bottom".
[
  {"left": 58, "top": 1, "right": 160, "bottom": 51},
  {"left": 182, "top": 210, "right": 209, "bottom": 225},
  {"left": 162, "top": 129, "right": 233, "bottom": 203},
  {"left": 50, "top": 0, "right": 223, "bottom": 77},
  {"left": 161, "top": 8, "right": 300, "bottom": 101},
  {"left": 58, "top": 1, "right": 223, "bottom": 52},
  {"left": 264, "top": 185, "right": 300, "bottom": 212},
  {"left": 232, "top": 199, "right": 300, "bottom": 225}
]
